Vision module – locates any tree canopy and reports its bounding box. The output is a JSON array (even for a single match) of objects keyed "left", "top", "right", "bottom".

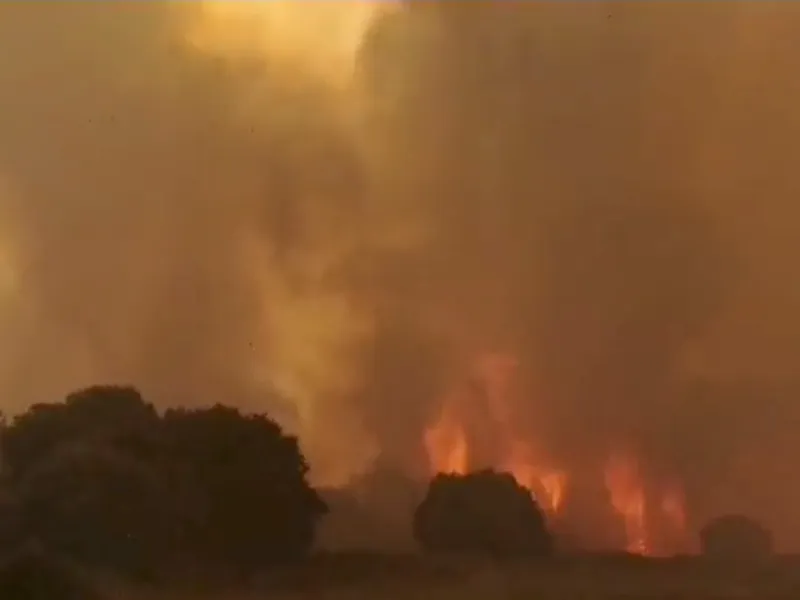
[
  {"left": 0, "top": 385, "right": 327, "bottom": 578},
  {"left": 413, "top": 469, "right": 553, "bottom": 557}
]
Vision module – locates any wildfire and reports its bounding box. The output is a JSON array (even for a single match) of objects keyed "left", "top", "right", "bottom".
[
  {"left": 603, "top": 454, "right": 689, "bottom": 556},
  {"left": 423, "top": 352, "right": 566, "bottom": 515},
  {"left": 423, "top": 353, "right": 688, "bottom": 555},
  {"left": 423, "top": 404, "right": 469, "bottom": 475},
  {"left": 604, "top": 454, "right": 649, "bottom": 554},
  {"left": 501, "top": 440, "right": 567, "bottom": 513}
]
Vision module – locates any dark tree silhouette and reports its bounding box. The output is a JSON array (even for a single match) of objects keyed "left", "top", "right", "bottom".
[
  {"left": 0, "top": 386, "right": 327, "bottom": 577},
  {"left": 15, "top": 442, "right": 177, "bottom": 577},
  {"left": 413, "top": 469, "right": 553, "bottom": 557},
  {"left": 0, "top": 386, "right": 171, "bottom": 576},
  {"left": 162, "top": 405, "right": 328, "bottom": 573},
  {"left": 1, "top": 385, "right": 160, "bottom": 482},
  {"left": 700, "top": 514, "right": 773, "bottom": 561},
  {"left": 0, "top": 489, "right": 22, "bottom": 554}
]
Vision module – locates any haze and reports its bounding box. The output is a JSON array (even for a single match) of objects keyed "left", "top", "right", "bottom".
[{"left": 1, "top": 2, "right": 799, "bottom": 551}]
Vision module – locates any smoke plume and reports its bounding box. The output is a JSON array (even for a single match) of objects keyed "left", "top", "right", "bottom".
[{"left": 2, "top": 2, "right": 800, "bottom": 550}]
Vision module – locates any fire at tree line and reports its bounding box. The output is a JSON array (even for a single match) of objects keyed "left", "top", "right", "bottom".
[{"left": 0, "top": 384, "right": 776, "bottom": 587}]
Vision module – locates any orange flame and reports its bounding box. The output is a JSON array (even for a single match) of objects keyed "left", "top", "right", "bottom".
[
  {"left": 423, "top": 352, "right": 566, "bottom": 515},
  {"left": 604, "top": 454, "right": 648, "bottom": 554},
  {"left": 423, "top": 354, "right": 689, "bottom": 554},
  {"left": 423, "top": 405, "right": 469, "bottom": 474},
  {"left": 501, "top": 441, "right": 567, "bottom": 513},
  {"left": 604, "top": 454, "right": 689, "bottom": 556}
]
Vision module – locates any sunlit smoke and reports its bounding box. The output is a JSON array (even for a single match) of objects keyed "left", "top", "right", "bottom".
[{"left": 187, "top": 1, "right": 393, "bottom": 88}]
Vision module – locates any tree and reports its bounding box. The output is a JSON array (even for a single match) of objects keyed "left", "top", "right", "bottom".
[
  {"left": 15, "top": 441, "right": 178, "bottom": 578},
  {"left": 1, "top": 385, "right": 160, "bottom": 482},
  {"left": 700, "top": 514, "right": 773, "bottom": 561},
  {"left": 0, "top": 386, "right": 172, "bottom": 577},
  {"left": 0, "top": 489, "right": 23, "bottom": 556},
  {"left": 162, "top": 405, "right": 328, "bottom": 573},
  {"left": 413, "top": 469, "right": 553, "bottom": 557},
  {"left": 1, "top": 386, "right": 327, "bottom": 577}
]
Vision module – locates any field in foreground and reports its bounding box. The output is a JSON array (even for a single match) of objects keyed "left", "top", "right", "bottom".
[{"left": 90, "top": 554, "right": 800, "bottom": 600}]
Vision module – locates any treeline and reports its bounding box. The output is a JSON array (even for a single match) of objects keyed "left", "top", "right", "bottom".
[
  {"left": 0, "top": 384, "right": 776, "bottom": 584},
  {"left": 0, "top": 385, "right": 328, "bottom": 578},
  {"left": 0, "top": 385, "right": 561, "bottom": 580}
]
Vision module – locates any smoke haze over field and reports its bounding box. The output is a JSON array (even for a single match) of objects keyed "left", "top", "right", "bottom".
[{"left": 2, "top": 1, "right": 800, "bottom": 550}]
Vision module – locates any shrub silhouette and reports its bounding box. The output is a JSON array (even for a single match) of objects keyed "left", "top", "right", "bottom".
[
  {"left": 699, "top": 514, "right": 773, "bottom": 561},
  {"left": 413, "top": 469, "right": 553, "bottom": 557},
  {"left": 0, "top": 385, "right": 327, "bottom": 577}
]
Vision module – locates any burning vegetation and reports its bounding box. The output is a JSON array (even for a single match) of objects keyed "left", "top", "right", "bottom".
[{"left": 420, "top": 352, "right": 689, "bottom": 556}]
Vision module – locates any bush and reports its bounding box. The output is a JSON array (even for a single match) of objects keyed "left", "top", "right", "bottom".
[
  {"left": 699, "top": 514, "right": 773, "bottom": 561},
  {"left": 1, "top": 386, "right": 161, "bottom": 482},
  {"left": 413, "top": 469, "right": 553, "bottom": 557}
]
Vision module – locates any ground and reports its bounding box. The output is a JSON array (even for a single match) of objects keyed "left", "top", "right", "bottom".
[{"left": 86, "top": 554, "right": 800, "bottom": 600}]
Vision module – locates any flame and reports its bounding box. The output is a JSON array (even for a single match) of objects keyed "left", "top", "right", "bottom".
[
  {"left": 424, "top": 403, "right": 469, "bottom": 475},
  {"left": 424, "top": 352, "right": 566, "bottom": 514},
  {"left": 423, "top": 356, "right": 692, "bottom": 554},
  {"left": 604, "top": 454, "right": 649, "bottom": 554},
  {"left": 504, "top": 455, "right": 568, "bottom": 513},
  {"left": 604, "top": 454, "right": 689, "bottom": 556},
  {"left": 181, "top": 0, "right": 696, "bottom": 551}
]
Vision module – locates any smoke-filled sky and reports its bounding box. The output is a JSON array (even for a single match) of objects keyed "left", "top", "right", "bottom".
[{"left": 2, "top": 2, "right": 800, "bottom": 548}]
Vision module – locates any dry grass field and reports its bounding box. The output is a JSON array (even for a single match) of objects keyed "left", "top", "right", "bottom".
[{"left": 89, "top": 554, "right": 800, "bottom": 600}]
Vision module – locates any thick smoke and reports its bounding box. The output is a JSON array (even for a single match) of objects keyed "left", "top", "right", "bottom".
[
  {"left": 3, "top": 2, "right": 800, "bottom": 549},
  {"left": 0, "top": 3, "right": 382, "bottom": 483},
  {"left": 353, "top": 2, "right": 800, "bottom": 550}
]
